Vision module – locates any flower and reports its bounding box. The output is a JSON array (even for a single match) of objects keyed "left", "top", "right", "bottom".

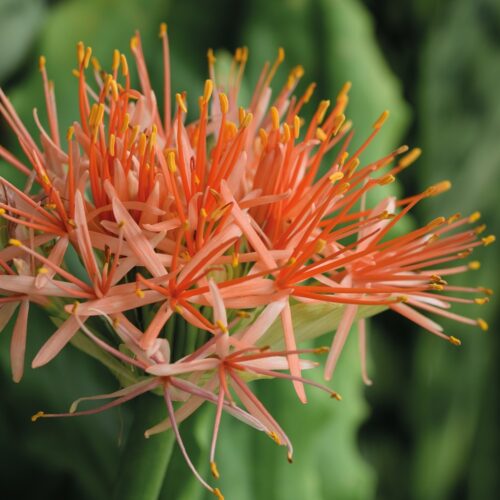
[{"left": 0, "top": 23, "right": 493, "bottom": 497}]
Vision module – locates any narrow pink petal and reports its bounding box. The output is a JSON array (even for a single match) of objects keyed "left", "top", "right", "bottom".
[
  {"left": 238, "top": 298, "right": 286, "bottom": 345},
  {"left": 32, "top": 314, "right": 85, "bottom": 368},
  {"left": 74, "top": 191, "right": 100, "bottom": 283},
  {"left": 0, "top": 301, "right": 19, "bottom": 332},
  {"left": 10, "top": 299, "right": 29, "bottom": 382},
  {"left": 324, "top": 303, "right": 358, "bottom": 381},
  {"left": 281, "top": 302, "right": 307, "bottom": 403},
  {"left": 104, "top": 181, "right": 166, "bottom": 277},
  {"left": 147, "top": 358, "right": 219, "bottom": 377}
]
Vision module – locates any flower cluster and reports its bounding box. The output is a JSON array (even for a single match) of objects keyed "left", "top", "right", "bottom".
[{"left": 0, "top": 24, "right": 493, "bottom": 497}]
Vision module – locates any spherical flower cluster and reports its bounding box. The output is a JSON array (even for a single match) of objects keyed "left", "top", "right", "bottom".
[{"left": 0, "top": 24, "right": 493, "bottom": 498}]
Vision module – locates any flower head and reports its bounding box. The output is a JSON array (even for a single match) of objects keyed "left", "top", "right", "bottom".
[{"left": 0, "top": 24, "right": 493, "bottom": 496}]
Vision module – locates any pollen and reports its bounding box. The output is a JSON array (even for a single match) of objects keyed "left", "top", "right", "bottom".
[
  {"left": 399, "top": 147, "right": 422, "bottom": 168},
  {"left": 331, "top": 392, "right": 342, "bottom": 401},
  {"left": 210, "top": 461, "right": 220, "bottom": 479},
  {"left": 31, "top": 411, "right": 45, "bottom": 422},
  {"left": 469, "top": 211, "right": 481, "bottom": 223},
  {"left": 468, "top": 261, "right": 481, "bottom": 270},
  {"left": 270, "top": 106, "right": 280, "bottom": 131},
  {"left": 213, "top": 488, "right": 225, "bottom": 500},
  {"left": 449, "top": 336, "right": 461, "bottom": 346},
  {"left": 8, "top": 239, "right": 22, "bottom": 247},
  {"left": 373, "top": 110, "right": 389, "bottom": 129},
  {"left": 219, "top": 93, "right": 229, "bottom": 114},
  {"left": 176, "top": 93, "right": 187, "bottom": 113},
  {"left": 474, "top": 297, "right": 489, "bottom": 305},
  {"left": 477, "top": 318, "right": 489, "bottom": 331},
  {"left": 482, "top": 235, "right": 495, "bottom": 246}
]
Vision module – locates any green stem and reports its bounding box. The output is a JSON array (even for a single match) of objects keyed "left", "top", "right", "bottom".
[{"left": 113, "top": 394, "right": 175, "bottom": 500}]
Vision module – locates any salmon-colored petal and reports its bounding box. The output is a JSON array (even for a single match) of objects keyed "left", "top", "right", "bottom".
[
  {"left": 32, "top": 314, "right": 85, "bottom": 368},
  {"left": 10, "top": 299, "right": 29, "bottom": 382}
]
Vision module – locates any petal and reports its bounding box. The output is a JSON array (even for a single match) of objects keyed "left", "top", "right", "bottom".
[{"left": 10, "top": 299, "right": 29, "bottom": 382}]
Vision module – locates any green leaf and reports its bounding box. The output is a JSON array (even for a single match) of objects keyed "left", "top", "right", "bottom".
[{"left": 0, "top": 0, "right": 45, "bottom": 84}]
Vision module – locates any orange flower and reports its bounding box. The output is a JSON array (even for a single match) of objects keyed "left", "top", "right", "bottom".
[{"left": 0, "top": 24, "right": 493, "bottom": 497}]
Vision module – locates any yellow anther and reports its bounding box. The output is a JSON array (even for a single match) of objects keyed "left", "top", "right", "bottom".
[
  {"left": 204, "top": 79, "right": 213, "bottom": 103},
  {"left": 277, "top": 47, "right": 285, "bottom": 63},
  {"left": 210, "top": 461, "right": 220, "bottom": 479},
  {"left": 287, "top": 257, "right": 297, "bottom": 266},
  {"left": 378, "top": 174, "right": 395, "bottom": 185},
  {"left": 477, "top": 318, "right": 489, "bottom": 331},
  {"left": 128, "top": 125, "right": 140, "bottom": 147},
  {"left": 31, "top": 411, "right": 45, "bottom": 422},
  {"left": 427, "top": 216, "right": 446, "bottom": 229},
  {"left": 76, "top": 41, "right": 85, "bottom": 65},
  {"left": 344, "top": 158, "right": 360, "bottom": 177},
  {"left": 109, "top": 134, "right": 116, "bottom": 156},
  {"left": 166, "top": 151, "right": 177, "bottom": 173},
  {"left": 303, "top": 82, "right": 316, "bottom": 103},
  {"left": 468, "top": 261, "right": 481, "bottom": 270},
  {"left": 39, "top": 55, "right": 46, "bottom": 71},
  {"left": 200, "top": 208, "right": 208, "bottom": 219},
  {"left": 110, "top": 79, "right": 119, "bottom": 101},
  {"left": 9, "top": 239, "right": 22, "bottom": 247},
  {"left": 66, "top": 126, "right": 74, "bottom": 141},
  {"left": 310, "top": 346, "right": 328, "bottom": 355},
  {"left": 337, "top": 81, "right": 352, "bottom": 100},
  {"left": 232, "top": 253, "right": 239, "bottom": 268},
  {"left": 234, "top": 47, "right": 242, "bottom": 63},
  {"left": 91, "top": 57, "right": 101, "bottom": 72},
  {"left": 469, "top": 211, "right": 481, "bottom": 223},
  {"left": 174, "top": 304, "right": 184, "bottom": 315},
  {"left": 329, "top": 171, "right": 344, "bottom": 183},
  {"left": 449, "top": 336, "right": 461, "bottom": 346},
  {"left": 120, "top": 54, "right": 129, "bottom": 76},
  {"left": 193, "top": 174, "right": 200, "bottom": 185},
  {"left": 238, "top": 106, "right": 246, "bottom": 126},
  {"left": 270, "top": 106, "right": 280, "bottom": 131},
  {"left": 398, "top": 295, "right": 409, "bottom": 303},
  {"left": 72, "top": 68, "right": 80, "bottom": 78},
  {"left": 207, "top": 48, "right": 216, "bottom": 65},
  {"left": 317, "top": 100, "right": 330, "bottom": 123},
  {"left": 135, "top": 289, "right": 145, "bottom": 298},
  {"left": 430, "top": 283, "right": 444, "bottom": 291},
  {"left": 241, "top": 112, "right": 253, "bottom": 129},
  {"left": 287, "top": 452, "right": 294, "bottom": 464},
  {"left": 37, "top": 267, "right": 49, "bottom": 275},
  {"left": 219, "top": 93, "right": 229, "bottom": 114},
  {"left": 426, "top": 180, "right": 452, "bottom": 197},
  {"left": 176, "top": 93, "right": 187, "bottom": 113},
  {"left": 258, "top": 128, "right": 268, "bottom": 147},
  {"left": 112, "top": 49, "right": 120, "bottom": 72},
  {"left": 331, "top": 392, "right": 342, "bottom": 401},
  {"left": 120, "top": 113, "right": 130, "bottom": 134},
  {"left": 337, "top": 181, "right": 351, "bottom": 195},
  {"left": 332, "top": 113, "right": 346, "bottom": 135},
  {"left": 316, "top": 127, "right": 328, "bottom": 142},
  {"left": 241, "top": 46, "right": 248, "bottom": 63},
  {"left": 0, "top": 208, "right": 5, "bottom": 216},
  {"left": 83, "top": 47, "right": 92, "bottom": 69},
  {"left": 213, "top": 487, "right": 224, "bottom": 500},
  {"left": 159, "top": 22, "right": 167, "bottom": 37},
  {"left": 482, "top": 235, "right": 495, "bottom": 246},
  {"left": 138, "top": 133, "right": 147, "bottom": 157},
  {"left": 474, "top": 297, "right": 489, "bottom": 305},
  {"left": 447, "top": 213, "right": 461, "bottom": 224},
  {"left": 479, "top": 287, "right": 494, "bottom": 296},
  {"left": 314, "top": 238, "right": 326, "bottom": 253},
  {"left": 236, "top": 311, "right": 251, "bottom": 318},
  {"left": 268, "top": 431, "right": 282, "bottom": 445},
  {"left": 373, "top": 110, "right": 390, "bottom": 129},
  {"left": 399, "top": 147, "right": 422, "bottom": 168},
  {"left": 282, "top": 123, "right": 291, "bottom": 143},
  {"left": 475, "top": 224, "right": 486, "bottom": 235},
  {"left": 130, "top": 35, "right": 139, "bottom": 51},
  {"left": 71, "top": 301, "right": 80, "bottom": 314},
  {"left": 293, "top": 115, "right": 301, "bottom": 139}
]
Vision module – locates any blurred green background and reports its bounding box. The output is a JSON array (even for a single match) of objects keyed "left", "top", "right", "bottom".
[{"left": 0, "top": 0, "right": 498, "bottom": 499}]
